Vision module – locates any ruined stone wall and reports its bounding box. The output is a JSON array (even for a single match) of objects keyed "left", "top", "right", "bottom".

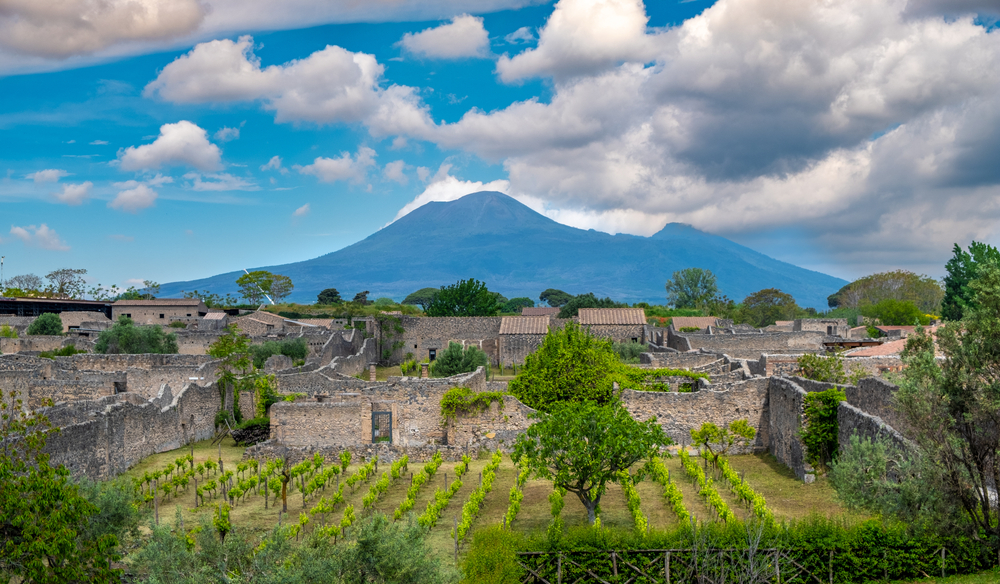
[
  {"left": 173, "top": 332, "right": 221, "bottom": 355},
  {"left": 329, "top": 337, "right": 377, "bottom": 376},
  {"left": 449, "top": 396, "right": 536, "bottom": 452},
  {"left": 499, "top": 333, "right": 544, "bottom": 365},
  {"left": 62, "top": 353, "right": 213, "bottom": 371},
  {"left": 639, "top": 352, "right": 725, "bottom": 369},
  {"left": 844, "top": 377, "right": 913, "bottom": 440},
  {"left": 672, "top": 332, "right": 826, "bottom": 360},
  {"left": 319, "top": 329, "right": 364, "bottom": 365},
  {"left": 584, "top": 324, "right": 645, "bottom": 344},
  {"left": 838, "top": 402, "right": 913, "bottom": 456},
  {"left": 394, "top": 316, "right": 503, "bottom": 364},
  {"left": 0, "top": 335, "right": 67, "bottom": 354},
  {"left": 125, "top": 367, "right": 212, "bottom": 400},
  {"left": 765, "top": 376, "right": 844, "bottom": 482},
  {"left": 621, "top": 378, "right": 770, "bottom": 451}
]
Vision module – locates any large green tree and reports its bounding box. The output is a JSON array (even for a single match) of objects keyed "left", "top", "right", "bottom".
[
  {"left": 402, "top": 287, "right": 438, "bottom": 310},
  {"left": 236, "top": 270, "right": 275, "bottom": 305},
  {"left": 860, "top": 298, "right": 930, "bottom": 326},
  {"left": 430, "top": 341, "right": 489, "bottom": 377},
  {"left": 739, "top": 288, "right": 799, "bottom": 327},
  {"left": 94, "top": 316, "right": 178, "bottom": 354},
  {"left": 208, "top": 324, "right": 253, "bottom": 422},
  {"left": 44, "top": 268, "right": 88, "bottom": 299},
  {"left": 665, "top": 268, "right": 719, "bottom": 309},
  {"left": 828, "top": 269, "right": 944, "bottom": 313},
  {"left": 317, "top": 288, "right": 342, "bottom": 305},
  {"left": 556, "top": 293, "right": 625, "bottom": 318},
  {"left": 269, "top": 274, "right": 294, "bottom": 303},
  {"left": 0, "top": 389, "right": 121, "bottom": 581},
  {"left": 26, "top": 312, "right": 63, "bottom": 336},
  {"left": 425, "top": 279, "right": 501, "bottom": 317},
  {"left": 941, "top": 241, "right": 1000, "bottom": 321},
  {"left": 502, "top": 297, "right": 534, "bottom": 313},
  {"left": 513, "top": 401, "right": 669, "bottom": 524},
  {"left": 539, "top": 288, "right": 573, "bottom": 307}
]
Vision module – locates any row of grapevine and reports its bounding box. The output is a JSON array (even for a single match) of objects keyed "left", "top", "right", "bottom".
[
  {"left": 503, "top": 465, "right": 530, "bottom": 528},
  {"left": 394, "top": 452, "right": 443, "bottom": 519},
  {"left": 362, "top": 456, "right": 409, "bottom": 509},
  {"left": 649, "top": 456, "right": 689, "bottom": 521},
  {"left": 416, "top": 456, "right": 470, "bottom": 528},
  {"left": 679, "top": 449, "right": 736, "bottom": 523},
  {"left": 717, "top": 455, "right": 774, "bottom": 523},
  {"left": 454, "top": 450, "right": 504, "bottom": 541},
  {"left": 617, "top": 469, "right": 648, "bottom": 535}
]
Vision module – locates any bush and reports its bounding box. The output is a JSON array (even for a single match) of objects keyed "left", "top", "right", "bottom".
[
  {"left": 461, "top": 524, "right": 524, "bottom": 584},
  {"left": 0, "top": 325, "right": 17, "bottom": 338},
  {"left": 800, "top": 387, "right": 846, "bottom": 471},
  {"left": 431, "top": 342, "right": 488, "bottom": 377},
  {"left": 679, "top": 326, "right": 702, "bottom": 333},
  {"left": 39, "top": 344, "right": 87, "bottom": 359},
  {"left": 611, "top": 340, "right": 646, "bottom": 363},
  {"left": 26, "top": 312, "right": 62, "bottom": 336},
  {"left": 440, "top": 387, "right": 504, "bottom": 420},
  {"left": 168, "top": 320, "right": 187, "bottom": 328},
  {"left": 250, "top": 337, "right": 308, "bottom": 369},
  {"left": 94, "top": 316, "right": 178, "bottom": 354}
]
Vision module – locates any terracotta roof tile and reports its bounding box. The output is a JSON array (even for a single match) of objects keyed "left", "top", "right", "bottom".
[
  {"left": 578, "top": 308, "right": 646, "bottom": 325},
  {"left": 671, "top": 317, "right": 720, "bottom": 330},
  {"left": 202, "top": 312, "right": 228, "bottom": 320},
  {"left": 500, "top": 316, "right": 550, "bottom": 335},
  {"left": 521, "top": 307, "right": 560, "bottom": 316}
]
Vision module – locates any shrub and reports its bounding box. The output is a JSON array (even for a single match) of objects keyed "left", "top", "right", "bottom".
[
  {"left": 26, "top": 312, "right": 62, "bottom": 336},
  {"left": 430, "top": 341, "right": 488, "bottom": 377},
  {"left": 0, "top": 325, "right": 17, "bottom": 338},
  {"left": 611, "top": 340, "right": 646, "bottom": 363},
  {"left": 440, "top": 387, "right": 504, "bottom": 420},
  {"left": 461, "top": 524, "right": 524, "bottom": 584},
  {"left": 679, "top": 326, "right": 702, "bottom": 333},
  {"left": 95, "top": 316, "right": 178, "bottom": 354},
  {"left": 250, "top": 337, "right": 308, "bottom": 369},
  {"left": 168, "top": 320, "right": 187, "bottom": 328},
  {"left": 231, "top": 417, "right": 270, "bottom": 446},
  {"left": 39, "top": 344, "right": 87, "bottom": 359},
  {"left": 800, "top": 387, "right": 846, "bottom": 471}
]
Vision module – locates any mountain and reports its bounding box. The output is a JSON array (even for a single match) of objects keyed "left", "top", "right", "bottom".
[{"left": 158, "top": 191, "right": 846, "bottom": 308}]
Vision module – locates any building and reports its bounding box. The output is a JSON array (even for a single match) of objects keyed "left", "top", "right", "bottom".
[
  {"left": 499, "top": 316, "right": 550, "bottom": 365},
  {"left": 670, "top": 316, "right": 722, "bottom": 332},
  {"left": 793, "top": 318, "right": 849, "bottom": 337},
  {"left": 0, "top": 297, "right": 112, "bottom": 319},
  {"left": 521, "top": 307, "right": 560, "bottom": 317},
  {"left": 578, "top": 308, "right": 646, "bottom": 343},
  {"left": 112, "top": 299, "right": 210, "bottom": 326}
]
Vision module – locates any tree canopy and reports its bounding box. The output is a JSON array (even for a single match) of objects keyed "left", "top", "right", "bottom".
[
  {"left": 513, "top": 400, "right": 670, "bottom": 524},
  {"left": 942, "top": 241, "right": 1000, "bottom": 320},
  {"left": 317, "top": 288, "right": 342, "bottom": 305},
  {"left": 236, "top": 271, "right": 274, "bottom": 305},
  {"left": 94, "top": 316, "right": 179, "bottom": 354},
  {"left": 45, "top": 268, "right": 88, "bottom": 299},
  {"left": 828, "top": 269, "right": 944, "bottom": 314},
  {"left": 502, "top": 297, "right": 535, "bottom": 313},
  {"left": 860, "top": 298, "right": 930, "bottom": 326},
  {"left": 665, "top": 268, "right": 719, "bottom": 309},
  {"left": 425, "top": 279, "right": 501, "bottom": 317},
  {"left": 539, "top": 288, "right": 573, "bottom": 307},
  {"left": 556, "top": 293, "right": 625, "bottom": 318},
  {"left": 430, "top": 341, "right": 489, "bottom": 377},
  {"left": 26, "top": 312, "right": 62, "bottom": 336},
  {"left": 739, "top": 288, "right": 799, "bottom": 327},
  {"left": 402, "top": 287, "right": 439, "bottom": 310}
]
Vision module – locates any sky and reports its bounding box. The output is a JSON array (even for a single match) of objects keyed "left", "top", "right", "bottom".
[{"left": 1, "top": 0, "right": 999, "bottom": 297}]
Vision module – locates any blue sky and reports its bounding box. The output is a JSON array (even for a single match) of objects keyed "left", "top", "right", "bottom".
[{"left": 1, "top": 0, "right": 999, "bottom": 298}]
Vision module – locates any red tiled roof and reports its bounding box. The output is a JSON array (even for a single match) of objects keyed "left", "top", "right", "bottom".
[
  {"left": 521, "top": 307, "right": 560, "bottom": 316},
  {"left": 202, "top": 312, "right": 228, "bottom": 320},
  {"left": 671, "top": 317, "right": 719, "bottom": 330},
  {"left": 579, "top": 308, "right": 646, "bottom": 325},
  {"left": 500, "top": 316, "right": 549, "bottom": 335},
  {"left": 847, "top": 339, "right": 906, "bottom": 357}
]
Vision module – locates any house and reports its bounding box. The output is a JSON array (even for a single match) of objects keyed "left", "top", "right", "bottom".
[
  {"left": 578, "top": 308, "right": 646, "bottom": 343},
  {"left": 499, "top": 316, "right": 550, "bottom": 365},
  {"left": 793, "top": 318, "right": 849, "bottom": 337},
  {"left": 59, "top": 311, "right": 111, "bottom": 334},
  {"left": 670, "top": 316, "right": 721, "bottom": 333},
  {"left": 521, "top": 307, "right": 560, "bottom": 317},
  {"left": 112, "top": 299, "right": 209, "bottom": 326}
]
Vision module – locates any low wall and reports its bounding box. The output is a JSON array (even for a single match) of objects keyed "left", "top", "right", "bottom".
[
  {"left": 328, "top": 337, "right": 377, "bottom": 377},
  {"left": 838, "top": 402, "right": 913, "bottom": 455},
  {"left": 0, "top": 335, "right": 69, "bottom": 354},
  {"left": 639, "top": 351, "right": 727, "bottom": 369},
  {"left": 765, "top": 376, "right": 848, "bottom": 482},
  {"left": 673, "top": 332, "right": 825, "bottom": 360},
  {"left": 845, "top": 377, "right": 913, "bottom": 440}
]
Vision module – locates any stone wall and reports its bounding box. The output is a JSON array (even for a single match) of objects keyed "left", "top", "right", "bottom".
[
  {"left": 0, "top": 335, "right": 70, "bottom": 354},
  {"left": 639, "top": 351, "right": 723, "bottom": 369},
  {"left": 765, "top": 376, "right": 845, "bottom": 482},
  {"left": 328, "top": 337, "right": 378, "bottom": 376},
  {"left": 670, "top": 331, "right": 826, "bottom": 360},
  {"left": 499, "top": 333, "right": 545, "bottom": 365},
  {"left": 844, "top": 377, "right": 913, "bottom": 439},
  {"left": 837, "top": 402, "right": 913, "bottom": 456},
  {"left": 390, "top": 316, "right": 503, "bottom": 364},
  {"left": 584, "top": 324, "right": 646, "bottom": 344}
]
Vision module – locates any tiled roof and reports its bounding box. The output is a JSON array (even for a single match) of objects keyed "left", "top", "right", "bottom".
[
  {"left": 202, "top": 312, "right": 228, "bottom": 320},
  {"left": 500, "top": 316, "right": 550, "bottom": 335},
  {"left": 578, "top": 308, "right": 646, "bottom": 325},
  {"left": 113, "top": 298, "right": 203, "bottom": 306},
  {"left": 521, "top": 307, "right": 560, "bottom": 317},
  {"left": 847, "top": 339, "right": 907, "bottom": 357},
  {"left": 671, "top": 317, "right": 720, "bottom": 330},
  {"left": 295, "top": 318, "right": 332, "bottom": 327}
]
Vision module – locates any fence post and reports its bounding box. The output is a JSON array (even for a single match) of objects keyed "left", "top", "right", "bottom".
[
  {"left": 774, "top": 550, "right": 780, "bottom": 584},
  {"left": 454, "top": 516, "right": 458, "bottom": 565},
  {"left": 941, "top": 547, "right": 945, "bottom": 579},
  {"left": 665, "top": 551, "right": 671, "bottom": 584},
  {"left": 557, "top": 553, "right": 563, "bottom": 584},
  {"left": 154, "top": 490, "right": 159, "bottom": 525},
  {"left": 194, "top": 478, "right": 198, "bottom": 507},
  {"left": 612, "top": 551, "right": 618, "bottom": 577},
  {"left": 883, "top": 550, "right": 887, "bottom": 582},
  {"left": 829, "top": 549, "right": 833, "bottom": 584}
]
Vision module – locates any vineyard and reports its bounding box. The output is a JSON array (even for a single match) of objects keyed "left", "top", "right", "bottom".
[{"left": 127, "top": 438, "right": 855, "bottom": 562}]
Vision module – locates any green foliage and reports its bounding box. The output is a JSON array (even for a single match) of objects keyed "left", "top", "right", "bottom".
[
  {"left": 689, "top": 420, "right": 756, "bottom": 466},
  {"left": 501, "top": 297, "right": 535, "bottom": 314},
  {"left": 393, "top": 452, "right": 442, "bottom": 520},
  {"left": 236, "top": 270, "right": 293, "bottom": 304},
  {"left": 45, "top": 267, "right": 88, "bottom": 298},
  {"left": 618, "top": 469, "right": 648, "bottom": 535},
  {"left": 861, "top": 298, "right": 931, "bottom": 326},
  {"left": 679, "top": 326, "right": 702, "bottom": 332},
  {"left": 797, "top": 352, "right": 847, "bottom": 383},
  {"left": 503, "top": 466, "right": 529, "bottom": 528},
  {"left": 539, "top": 288, "right": 573, "bottom": 307},
  {"left": 611, "top": 340, "right": 645, "bottom": 363},
  {"left": 373, "top": 312, "right": 406, "bottom": 363},
  {"left": 208, "top": 324, "right": 254, "bottom": 423},
  {"left": 679, "top": 448, "right": 736, "bottom": 523},
  {"left": 426, "top": 278, "right": 501, "bottom": 316},
  {"left": 27, "top": 312, "right": 63, "bottom": 335},
  {"left": 317, "top": 287, "right": 342, "bottom": 304},
  {"left": 38, "top": 344, "right": 87, "bottom": 359},
  {"left": 461, "top": 524, "right": 524, "bottom": 584},
  {"left": 430, "top": 341, "right": 489, "bottom": 377},
  {"left": 665, "top": 267, "right": 719, "bottom": 309},
  {"left": 829, "top": 269, "right": 944, "bottom": 313},
  {"left": 0, "top": 388, "right": 121, "bottom": 582},
  {"left": 168, "top": 320, "right": 187, "bottom": 328},
  {"left": 649, "top": 456, "right": 688, "bottom": 521},
  {"left": 400, "top": 358, "right": 419, "bottom": 376},
  {"left": 94, "top": 316, "right": 179, "bottom": 354},
  {"left": 454, "top": 450, "right": 503, "bottom": 541},
  {"left": 181, "top": 289, "right": 240, "bottom": 309},
  {"left": 942, "top": 242, "right": 1000, "bottom": 320},
  {"left": 402, "top": 287, "right": 439, "bottom": 310},
  {"left": 249, "top": 337, "right": 308, "bottom": 369},
  {"left": 0, "top": 324, "right": 18, "bottom": 338},
  {"left": 440, "top": 386, "right": 505, "bottom": 420},
  {"left": 513, "top": 401, "right": 670, "bottom": 524},
  {"left": 556, "top": 292, "right": 626, "bottom": 318},
  {"left": 738, "top": 288, "right": 799, "bottom": 327}
]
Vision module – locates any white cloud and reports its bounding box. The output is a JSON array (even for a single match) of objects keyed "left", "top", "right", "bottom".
[
  {"left": 416, "top": 166, "right": 431, "bottom": 182},
  {"left": 0, "top": 0, "right": 205, "bottom": 58},
  {"left": 297, "top": 147, "right": 376, "bottom": 183},
  {"left": 145, "top": 36, "right": 434, "bottom": 136},
  {"left": 117, "top": 120, "right": 222, "bottom": 171},
  {"left": 9, "top": 223, "right": 70, "bottom": 251},
  {"left": 213, "top": 126, "right": 240, "bottom": 142},
  {"left": 398, "top": 14, "right": 490, "bottom": 59},
  {"left": 109, "top": 183, "right": 157, "bottom": 212},
  {"left": 52, "top": 181, "right": 93, "bottom": 205},
  {"left": 504, "top": 26, "right": 535, "bottom": 44},
  {"left": 293, "top": 203, "right": 310, "bottom": 217},
  {"left": 260, "top": 155, "right": 289, "bottom": 175},
  {"left": 26, "top": 169, "right": 69, "bottom": 183},
  {"left": 496, "top": 0, "right": 663, "bottom": 82},
  {"left": 393, "top": 166, "right": 510, "bottom": 221},
  {"left": 383, "top": 160, "right": 408, "bottom": 184},
  {"left": 183, "top": 172, "right": 257, "bottom": 191}
]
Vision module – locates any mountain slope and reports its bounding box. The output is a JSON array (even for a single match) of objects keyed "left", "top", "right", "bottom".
[{"left": 158, "top": 191, "right": 846, "bottom": 308}]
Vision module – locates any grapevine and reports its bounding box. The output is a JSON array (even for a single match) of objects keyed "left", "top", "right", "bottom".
[
  {"left": 617, "top": 469, "right": 648, "bottom": 535},
  {"left": 649, "top": 456, "right": 689, "bottom": 521},
  {"left": 394, "top": 452, "right": 443, "bottom": 520},
  {"left": 679, "top": 448, "right": 735, "bottom": 523},
  {"left": 453, "top": 450, "right": 503, "bottom": 541},
  {"left": 503, "top": 465, "right": 530, "bottom": 528}
]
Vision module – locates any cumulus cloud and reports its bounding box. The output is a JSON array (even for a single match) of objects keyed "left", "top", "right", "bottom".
[
  {"left": 392, "top": 165, "right": 511, "bottom": 221},
  {"left": 293, "top": 203, "right": 310, "bottom": 217},
  {"left": 496, "top": 0, "right": 664, "bottom": 82},
  {"left": 117, "top": 120, "right": 222, "bottom": 171},
  {"left": 145, "top": 36, "right": 433, "bottom": 136},
  {"left": 297, "top": 147, "right": 376, "bottom": 183},
  {"left": 0, "top": 0, "right": 205, "bottom": 58},
  {"left": 213, "top": 126, "right": 240, "bottom": 142},
  {"left": 9, "top": 223, "right": 69, "bottom": 250},
  {"left": 26, "top": 169, "right": 69, "bottom": 183},
  {"left": 383, "top": 160, "right": 408, "bottom": 184},
  {"left": 504, "top": 26, "right": 535, "bottom": 44},
  {"left": 260, "top": 155, "right": 289, "bottom": 174},
  {"left": 89, "top": 140, "right": 109, "bottom": 145},
  {"left": 52, "top": 181, "right": 93, "bottom": 205},
  {"left": 183, "top": 172, "right": 257, "bottom": 191},
  {"left": 398, "top": 14, "right": 490, "bottom": 59},
  {"left": 109, "top": 182, "right": 157, "bottom": 212}
]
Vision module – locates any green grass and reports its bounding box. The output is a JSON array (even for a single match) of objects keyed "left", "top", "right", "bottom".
[{"left": 896, "top": 568, "right": 1000, "bottom": 584}]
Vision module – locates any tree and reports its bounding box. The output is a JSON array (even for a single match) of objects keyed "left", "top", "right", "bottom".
[
  {"left": 665, "top": 268, "right": 719, "bottom": 309},
  {"left": 430, "top": 341, "right": 488, "bottom": 377},
  {"left": 539, "top": 288, "right": 572, "bottom": 308},
  {"left": 236, "top": 270, "right": 275, "bottom": 305},
  {"left": 26, "top": 312, "right": 63, "bottom": 336},
  {"left": 513, "top": 400, "right": 670, "bottom": 524},
  {"left": 556, "top": 293, "right": 625, "bottom": 318},
  {"left": 0, "top": 388, "right": 121, "bottom": 581},
  {"left": 828, "top": 270, "right": 944, "bottom": 313},
  {"left": 94, "top": 316, "right": 179, "bottom": 354},
  {"left": 402, "top": 287, "right": 438, "bottom": 310},
  {"left": 859, "top": 298, "right": 929, "bottom": 326},
  {"left": 208, "top": 325, "right": 253, "bottom": 422},
  {"left": 425, "top": 279, "right": 501, "bottom": 317},
  {"left": 7, "top": 274, "right": 42, "bottom": 292},
  {"left": 269, "top": 274, "right": 294, "bottom": 303},
  {"left": 352, "top": 291, "right": 370, "bottom": 305},
  {"left": 833, "top": 261, "right": 1000, "bottom": 540},
  {"left": 502, "top": 297, "right": 535, "bottom": 313},
  {"left": 942, "top": 241, "right": 1000, "bottom": 320},
  {"left": 317, "top": 288, "right": 343, "bottom": 305},
  {"left": 739, "top": 288, "right": 799, "bottom": 327},
  {"left": 690, "top": 420, "right": 756, "bottom": 467},
  {"left": 45, "top": 268, "right": 87, "bottom": 298}
]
